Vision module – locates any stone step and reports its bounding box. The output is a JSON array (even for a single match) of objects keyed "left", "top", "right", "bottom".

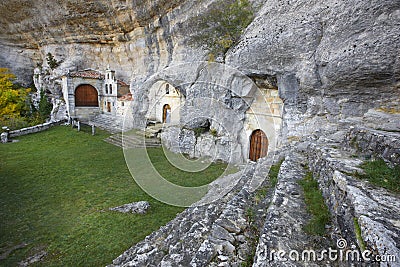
[
  {"left": 104, "top": 132, "right": 161, "bottom": 149},
  {"left": 108, "top": 133, "right": 161, "bottom": 145},
  {"left": 133, "top": 127, "right": 163, "bottom": 138},
  {"left": 90, "top": 114, "right": 125, "bottom": 134}
]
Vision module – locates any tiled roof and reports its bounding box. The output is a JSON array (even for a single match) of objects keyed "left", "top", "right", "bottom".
[
  {"left": 68, "top": 69, "right": 129, "bottom": 87},
  {"left": 69, "top": 70, "right": 104, "bottom": 79},
  {"left": 118, "top": 93, "right": 133, "bottom": 101},
  {"left": 117, "top": 80, "right": 129, "bottom": 86}
]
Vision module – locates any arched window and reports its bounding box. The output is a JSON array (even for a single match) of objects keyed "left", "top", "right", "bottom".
[
  {"left": 110, "top": 85, "right": 113, "bottom": 95},
  {"left": 249, "top": 129, "right": 268, "bottom": 161},
  {"left": 105, "top": 84, "right": 109, "bottom": 94},
  {"left": 75, "top": 84, "right": 98, "bottom": 107},
  {"left": 166, "top": 84, "right": 170, "bottom": 94}
]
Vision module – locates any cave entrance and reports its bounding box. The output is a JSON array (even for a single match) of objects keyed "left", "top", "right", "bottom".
[
  {"left": 163, "top": 104, "right": 171, "bottom": 123},
  {"left": 249, "top": 129, "right": 268, "bottom": 161},
  {"left": 75, "top": 84, "right": 98, "bottom": 107}
]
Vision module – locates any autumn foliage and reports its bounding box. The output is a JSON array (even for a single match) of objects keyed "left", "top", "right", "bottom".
[
  {"left": 0, "top": 68, "right": 52, "bottom": 130},
  {"left": 0, "top": 68, "right": 31, "bottom": 127}
]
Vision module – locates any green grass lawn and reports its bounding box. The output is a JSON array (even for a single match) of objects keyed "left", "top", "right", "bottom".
[{"left": 0, "top": 125, "right": 227, "bottom": 266}]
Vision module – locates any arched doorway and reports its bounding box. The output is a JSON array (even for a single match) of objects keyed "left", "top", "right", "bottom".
[
  {"left": 249, "top": 129, "right": 268, "bottom": 161},
  {"left": 75, "top": 84, "right": 98, "bottom": 107},
  {"left": 163, "top": 104, "right": 171, "bottom": 123}
]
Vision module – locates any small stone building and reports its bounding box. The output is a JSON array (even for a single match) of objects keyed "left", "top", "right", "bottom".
[
  {"left": 147, "top": 81, "right": 184, "bottom": 124},
  {"left": 116, "top": 92, "right": 133, "bottom": 118},
  {"left": 61, "top": 67, "right": 130, "bottom": 121}
]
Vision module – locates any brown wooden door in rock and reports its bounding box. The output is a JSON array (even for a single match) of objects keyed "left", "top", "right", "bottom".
[
  {"left": 75, "top": 85, "right": 98, "bottom": 107},
  {"left": 107, "top": 102, "right": 111, "bottom": 112},
  {"left": 249, "top": 129, "right": 268, "bottom": 161},
  {"left": 163, "top": 104, "right": 171, "bottom": 123}
]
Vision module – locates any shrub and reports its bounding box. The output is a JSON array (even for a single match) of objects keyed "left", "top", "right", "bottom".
[
  {"left": 210, "top": 128, "right": 218, "bottom": 137},
  {"left": 188, "top": 0, "right": 254, "bottom": 58},
  {"left": 46, "top": 52, "right": 60, "bottom": 70},
  {"left": 193, "top": 127, "right": 207, "bottom": 138},
  {"left": 0, "top": 68, "right": 31, "bottom": 129},
  {"left": 38, "top": 90, "right": 53, "bottom": 120}
]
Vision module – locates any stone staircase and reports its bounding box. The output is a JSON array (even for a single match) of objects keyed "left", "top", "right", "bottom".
[
  {"left": 141, "top": 123, "right": 164, "bottom": 138},
  {"left": 90, "top": 114, "right": 124, "bottom": 134},
  {"left": 101, "top": 121, "right": 165, "bottom": 148},
  {"left": 104, "top": 131, "right": 161, "bottom": 148}
]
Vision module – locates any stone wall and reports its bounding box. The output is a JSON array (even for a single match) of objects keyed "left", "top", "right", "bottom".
[
  {"left": 305, "top": 140, "right": 400, "bottom": 262},
  {"left": 161, "top": 126, "right": 235, "bottom": 163},
  {"left": 8, "top": 120, "right": 64, "bottom": 138},
  {"left": 344, "top": 126, "right": 400, "bottom": 166}
]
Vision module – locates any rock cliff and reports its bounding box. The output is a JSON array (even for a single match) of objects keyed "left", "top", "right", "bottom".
[
  {"left": 228, "top": 0, "right": 400, "bottom": 116},
  {"left": 0, "top": 0, "right": 206, "bottom": 85},
  {"left": 0, "top": 0, "right": 398, "bottom": 119}
]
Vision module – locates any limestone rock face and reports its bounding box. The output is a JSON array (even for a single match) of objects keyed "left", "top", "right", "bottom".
[
  {"left": 227, "top": 0, "right": 400, "bottom": 118},
  {"left": 0, "top": 0, "right": 207, "bottom": 85},
  {"left": 137, "top": 62, "right": 269, "bottom": 163}
]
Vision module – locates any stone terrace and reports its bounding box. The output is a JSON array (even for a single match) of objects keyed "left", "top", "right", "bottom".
[{"left": 110, "top": 125, "right": 400, "bottom": 267}]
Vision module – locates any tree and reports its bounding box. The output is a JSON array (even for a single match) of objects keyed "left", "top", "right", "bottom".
[
  {"left": 38, "top": 89, "right": 53, "bottom": 120},
  {"left": 0, "top": 68, "right": 54, "bottom": 129},
  {"left": 0, "top": 68, "right": 30, "bottom": 122},
  {"left": 188, "top": 0, "right": 254, "bottom": 59}
]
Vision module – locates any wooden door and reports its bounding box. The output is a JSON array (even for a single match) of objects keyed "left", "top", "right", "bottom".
[
  {"left": 249, "top": 130, "right": 268, "bottom": 161},
  {"left": 107, "top": 102, "right": 111, "bottom": 112},
  {"left": 75, "top": 84, "right": 98, "bottom": 107},
  {"left": 163, "top": 104, "right": 171, "bottom": 123}
]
